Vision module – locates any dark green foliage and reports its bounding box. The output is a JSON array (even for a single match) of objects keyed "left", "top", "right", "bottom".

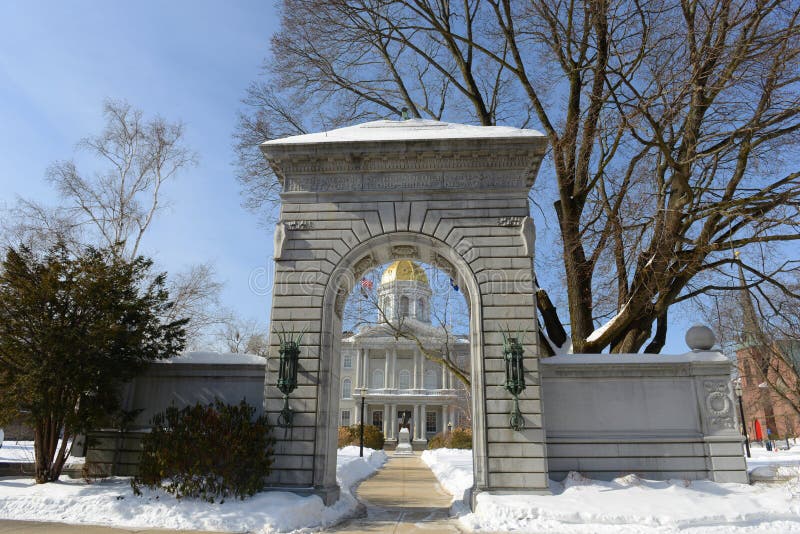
[
  {"left": 133, "top": 400, "right": 274, "bottom": 502},
  {"left": 427, "top": 427, "right": 472, "bottom": 450},
  {"left": 338, "top": 424, "right": 385, "bottom": 450},
  {"left": 0, "top": 243, "right": 187, "bottom": 483}
]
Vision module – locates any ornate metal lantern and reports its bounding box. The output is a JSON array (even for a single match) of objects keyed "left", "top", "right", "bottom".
[
  {"left": 503, "top": 334, "right": 526, "bottom": 431},
  {"left": 277, "top": 331, "right": 303, "bottom": 429}
]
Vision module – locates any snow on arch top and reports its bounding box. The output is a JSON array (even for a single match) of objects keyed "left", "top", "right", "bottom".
[{"left": 262, "top": 118, "right": 545, "bottom": 146}]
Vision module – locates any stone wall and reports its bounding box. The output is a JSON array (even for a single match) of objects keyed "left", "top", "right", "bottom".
[
  {"left": 121, "top": 353, "right": 266, "bottom": 428},
  {"left": 540, "top": 352, "right": 748, "bottom": 484},
  {"left": 85, "top": 353, "right": 266, "bottom": 477}
]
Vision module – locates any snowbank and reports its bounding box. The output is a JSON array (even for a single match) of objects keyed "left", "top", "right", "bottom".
[
  {"left": 420, "top": 448, "right": 473, "bottom": 502},
  {"left": 0, "top": 446, "right": 387, "bottom": 533},
  {"left": 423, "top": 447, "right": 800, "bottom": 533}
]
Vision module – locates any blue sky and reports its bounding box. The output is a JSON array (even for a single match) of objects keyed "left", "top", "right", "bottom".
[
  {"left": 0, "top": 0, "right": 279, "bottom": 330},
  {"left": 0, "top": 1, "right": 695, "bottom": 354}
]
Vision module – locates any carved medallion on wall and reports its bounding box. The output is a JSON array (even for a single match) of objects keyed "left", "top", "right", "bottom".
[{"left": 704, "top": 381, "right": 735, "bottom": 429}]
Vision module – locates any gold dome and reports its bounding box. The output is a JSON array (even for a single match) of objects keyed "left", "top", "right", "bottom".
[{"left": 380, "top": 260, "right": 428, "bottom": 285}]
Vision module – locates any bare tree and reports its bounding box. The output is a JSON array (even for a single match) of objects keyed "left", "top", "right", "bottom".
[
  {"left": 238, "top": 0, "right": 800, "bottom": 354},
  {"left": 47, "top": 99, "right": 196, "bottom": 259},
  {"left": 702, "top": 261, "right": 800, "bottom": 422},
  {"left": 215, "top": 315, "right": 270, "bottom": 356},
  {"left": 4, "top": 100, "right": 226, "bottom": 347}
]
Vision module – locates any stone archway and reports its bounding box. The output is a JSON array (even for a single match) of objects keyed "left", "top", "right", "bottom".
[{"left": 261, "top": 119, "right": 549, "bottom": 506}]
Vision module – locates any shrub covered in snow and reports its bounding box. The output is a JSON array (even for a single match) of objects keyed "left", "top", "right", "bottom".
[
  {"left": 427, "top": 426, "right": 472, "bottom": 449},
  {"left": 132, "top": 400, "right": 273, "bottom": 502},
  {"left": 338, "top": 424, "right": 385, "bottom": 450}
]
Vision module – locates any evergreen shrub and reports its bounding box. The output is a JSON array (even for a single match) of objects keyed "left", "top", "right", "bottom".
[
  {"left": 132, "top": 400, "right": 273, "bottom": 502},
  {"left": 338, "top": 424, "right": 385, "bottom": 450},
  {"left": 427, "top": 426, "right": 472, "bottom": 449}
]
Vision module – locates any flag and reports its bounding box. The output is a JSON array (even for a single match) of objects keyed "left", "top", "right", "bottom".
[
  {"left": 450, "top": 278, "right": 459, "bottom": 292},
  {"left": 360, "top": 278, "right": 373, "bottom": 291}
]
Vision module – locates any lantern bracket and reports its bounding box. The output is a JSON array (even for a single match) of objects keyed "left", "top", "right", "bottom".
[
  {"left": 276, "top": 329, "right": 305, "bottom": 430},
  {"left": 502, "top": 332, "right": 526, "bottom": 431}
]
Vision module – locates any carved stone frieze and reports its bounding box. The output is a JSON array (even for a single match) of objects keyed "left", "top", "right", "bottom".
[
  {"left": 284, "top": 220, "right": 313, "bottom": 231},
  {"left": 273, "top": 223, "right": 286, "bottom": 260},
  {"left": 391, "top": 245, "right": 417, "bottom": 259},
  {"left": 283, "top": 169, "right": 528, "bottom": 193},
  {"left": 498, "top": 216, "right": 523, "bottom": 227},
  {"left": 334, "top": 287, "right": 349, "bottom": 319},
  {"left": 432, "top": 254, "right": 456, "bottom": 279},
  {"left": 353, "top": 254, "right": 377, "bottom": 279}
]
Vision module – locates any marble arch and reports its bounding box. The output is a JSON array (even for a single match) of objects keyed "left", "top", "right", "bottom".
[{"left": 260, "top": 119, "right": 549, "bottom": 506}]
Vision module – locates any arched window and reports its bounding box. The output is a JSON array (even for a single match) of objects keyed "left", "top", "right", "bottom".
[
  {"left": 372, "top": 369, "right": 385, "bottom": 388},
  {"left": 342, "top": 378, "right": 352, "bottom": 399},
  {"left": 400, "top": 296, "right": 409, "bottom": 318},
  {"left": 398, "top": 369, "right": 411, "bottom": 389},
  {"left": 424, "top": 369, "right": 437, "bottom": 389},
  {"left": 417, "top": 298, "right": 425, "bottom": 320}
]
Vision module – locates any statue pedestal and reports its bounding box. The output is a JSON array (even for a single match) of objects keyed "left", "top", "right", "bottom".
[{"left": 394, "top": 428, "right": 414, "bottom": 456}]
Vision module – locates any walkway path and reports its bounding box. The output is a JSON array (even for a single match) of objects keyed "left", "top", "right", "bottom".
[{"left": 332, "top": 453, "right": 461, "bottom": 533}]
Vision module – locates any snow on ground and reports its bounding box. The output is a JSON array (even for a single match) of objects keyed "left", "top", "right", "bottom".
[
  {"left": 0, "top": 445, "right": 387, "bottom": 533},
  {"left": 0, "top": 440, "right": 82, "bottom": 465},
  {"left": 423, "top": 447, "right": 800, "bottom": 533},
  {"left": 748, "top": 442, "right": 800, "bottom": 469}
]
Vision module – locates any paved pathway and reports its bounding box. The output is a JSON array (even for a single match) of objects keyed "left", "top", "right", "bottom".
[{"left": 332, "top": 453, "right": 461, "bottom": 533}]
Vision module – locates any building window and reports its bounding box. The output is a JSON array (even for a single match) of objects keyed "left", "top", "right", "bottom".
[
  {"left": 341, "top": 410, "right": 351, "bottom": 427},
  {"left": 372, "top": 410, "right": 383, "bottom": 428},
  {"left": 342, "top": 378, "right": 352, "bottom": 399},
  {"left": 424, "top": 369, "right": 437, "bottom": 389},
  {"left": 372, "top": 369, "right": 385, "bottom": 388},
  {"left": 417, "top": 298, "right": 425, "bottom": 320},
  {"left": 426, "top": 411, "right": 437, "bottom": 433},
  {"left": 343, "top": 352, "right": 352, "bottom": 369},
  {"left": 400, "top": 296, "right": 409, "bottom": 318},
  {"left": 398, "top": 369, "right": 411, "bottom": 389}
]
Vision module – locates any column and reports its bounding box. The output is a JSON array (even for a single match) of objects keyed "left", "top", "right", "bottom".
[
  {"left": 449, "top": 406, "right": 456, "bottom": 428},
  {"left": 413, "top": 349, "right": 419, "bottom": 389},
  {"left": 384, "top": 349, "right": 390, "bottom": 389},
  {"left": 391, "top": 348, "right": 397, "bottom": 389},
  {"left": 441, "top": 363, "right": 447, "bottom": 390},
  {"left": 354, "top": 398, "right": 361, "bottom": 427},
  {"left": 361, "top": 349, "right": 368, "bottom": 387},
  {"left": 383, "top": 403, "right": 390, "bottom": 438},
  {"left": 390, "top": 404, "right": 397, "bottom": 440},
  {"left": 442, "top": 405, "right": 449, "bottom": 432},
  {"left": 420, "top": 404, "right": 427, "bottom": 440},
  {"left": 413, "top": 404, "right": 420, "bottom": 440},
  {"left": 354, "top": 347, "right": 362, "bottom": 389}
]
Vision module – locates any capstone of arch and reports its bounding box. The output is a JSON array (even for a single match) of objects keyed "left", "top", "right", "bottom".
[{"left": 260, "top": 119, "right": 549, "bottom": 506}]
